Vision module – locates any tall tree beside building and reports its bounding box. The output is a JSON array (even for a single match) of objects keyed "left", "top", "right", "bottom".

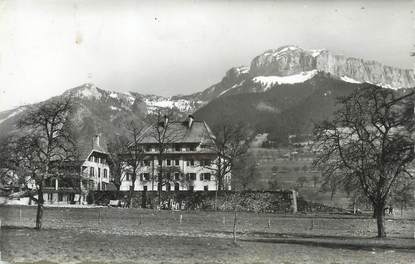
[
  {"left": 202, "top": 121, "right": 250, "bottom": 210},
  {"left": 107, "top": 134, "right": 129, "bottom": 191},
  {"left": 9, "top": 97, "right": 77, "bottom": 229},
  {"left": 123, "top": 120, "right": 145, "bottom": 207},
  {"left": 146, "top": 111, "right": 181, "bottom": 207},
  {"left": 207, "top": 121, "right": 250, "bottom": 191},
  {"left": 313, "top": 86, "right": 415, "bottom": 238}
]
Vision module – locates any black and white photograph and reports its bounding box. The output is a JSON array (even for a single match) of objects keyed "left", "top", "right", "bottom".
[{"left": 0, "top": 0, "right": 414, "bottom": 263}]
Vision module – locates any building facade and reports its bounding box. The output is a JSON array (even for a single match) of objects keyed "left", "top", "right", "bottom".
[
  {"left": 42, "top": 134, "right": 111, "bottom": 204},
  {"left": 120, "top": 116, "right": 231, "bottom": 191}
]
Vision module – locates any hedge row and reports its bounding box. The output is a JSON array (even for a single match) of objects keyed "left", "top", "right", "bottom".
[{"left": 89, "top": 190, "right": 294, "bottom": 213}]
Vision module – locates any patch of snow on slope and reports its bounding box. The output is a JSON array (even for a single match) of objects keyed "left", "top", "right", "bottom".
[
  {"left": 110, "top": 106, "right": 120, "bottom": 111},
  {"left": 109, "top": 93, "right": 118, "bottom": 99},
  {"left": 376, "top": 82, "right": 394, "bottom": 89},
  {"left": 252, "top": 70, "right": 318, "bottom": 91},
  {"left": 78, "top": 84, "right": 102, "bottom": 99},
  {"left": 144, "top": 98, "right": 194, "bottom": 113},
  {"left": 310, "top": 49, "right": 325, "bottom": 57},
  {"left": 122, "top": 92, "right": 135, "bottom": 104},
  {"left": 235, "top": 66, "right": 249, "bottom": 74},
  {"left": 341, "top": 76, "right": 362, "bottom": 84},
  {"left": 218, "top": 80, "right": 245, "bottom": 97},
  {"left": 260, "top": 46, "right": 299, "bottom": 59},
  {"left": 0, "top": 107, "right": 25, "bottom": 124},
  {"left": 218, "top": 88, "right": 231, "bottom": 97}
]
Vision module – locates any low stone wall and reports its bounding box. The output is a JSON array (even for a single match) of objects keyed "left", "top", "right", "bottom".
[{"left": 90, "top": 190, "right": 295, "bottom": 213}]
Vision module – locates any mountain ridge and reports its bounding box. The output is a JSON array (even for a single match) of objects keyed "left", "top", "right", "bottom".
[
  {"left": 1, "top": 45, "right": 413, "bottom": 116},
  {"left": 1, "top": 45, "right": 414, "bottom": 146}
]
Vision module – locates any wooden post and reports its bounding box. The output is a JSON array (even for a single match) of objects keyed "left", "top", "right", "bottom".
[
  {"left": 139, "top": 215, "right": 142, "bottom": 225},
  {"left": 291, "top": 190, "right": 297, "bottom": 213},
  {"left": 223, "top": 216, "right": 226, "bottom": 225},
  {"left": 310, "top": 219, "right": 314, "bottom": 230},
  {"left": 179, "top": 214, "right": 182, "bottom": 224},
  {"left": 19, "top": 208, "right": 22, "bottom": 223},
  {"left": 233, "top": 210, "right": 237, "bottom": 244},
  {"left": 268, "top": 218, "right": 271, "bottom": 228},
  {"left": 98, "top": 209, "right": 101, "bottom": 224}
]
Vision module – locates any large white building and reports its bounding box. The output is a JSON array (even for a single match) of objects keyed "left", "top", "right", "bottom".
[
  {"left": 120, "top": 116, "right": 231, "bottom": 191},
  {"left": 42, "top": 134, "right": 111, "bottom": 204}
]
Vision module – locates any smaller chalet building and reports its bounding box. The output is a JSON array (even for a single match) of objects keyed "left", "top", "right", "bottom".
[
  {"left": 120, "top": 116, "right": 230, "bottom": 191},
  {"left": 42, "top": 135, "right": 111, "bottom": 204}
]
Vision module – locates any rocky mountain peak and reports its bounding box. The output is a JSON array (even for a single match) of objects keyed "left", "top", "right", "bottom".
[
  {"left": 64, "top": 83, "right": 103, "bottom": 100},
  {"left": 249, "top": 45, "right": 415, "bottom": 89}
]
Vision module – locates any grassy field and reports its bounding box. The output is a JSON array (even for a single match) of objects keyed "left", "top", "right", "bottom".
[{"left": 1, "top": 206, "right": 415, "bottom": 263}]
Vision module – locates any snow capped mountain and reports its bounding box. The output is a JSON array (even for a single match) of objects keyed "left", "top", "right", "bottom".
[
  {"left": 62, "top": 83, "right": 199, "bottom": 115},
  {"left": 196, "top": 45, "right": 415, "bottom": 102},
  {"left": 252, "top": 70, "right": 319, "bottom": 91},
  {"left": 1, "top": 44, "right": 414, "bottom": 142}
]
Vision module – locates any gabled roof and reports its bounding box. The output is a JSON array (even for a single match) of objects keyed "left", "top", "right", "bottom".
[
  {"left": 138, "top": 119, "right": 215, "bottom": 145},
  {"left": 77, "top": 135, "right": 109, "bottom": 162}
]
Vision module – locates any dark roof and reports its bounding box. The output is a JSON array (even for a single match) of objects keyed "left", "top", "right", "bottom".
[
  {"left": 77, "top": 135, "right": 109, "bottom": 161},
  {"left": 139, "top": 120, "right": 215, "bottom": 145}
]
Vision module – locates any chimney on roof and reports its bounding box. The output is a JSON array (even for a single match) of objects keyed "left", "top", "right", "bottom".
[
  {"left": 92, "top": 134, "right": 101, "bottom": 148},
  {"left": 188, "top": 115, "right": 194, "bottom": 128}
]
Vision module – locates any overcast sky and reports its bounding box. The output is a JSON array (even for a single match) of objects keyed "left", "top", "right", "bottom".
[{"left": 0, "top": 0, "right": 413, "bottom": 111}]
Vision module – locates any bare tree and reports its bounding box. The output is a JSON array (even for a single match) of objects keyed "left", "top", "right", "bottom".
[
  {"left": 123, "top": 120, "right": 145, "bottom": 207},
  {"left": 107, "top": 134, "right": 129, "bottom": 191},
  {"left": 391, "top": 175, "right": 415, "bottom": 216},
  {"left": 205, "top": 122, "right": 250, "bottom": 190},
  {"left": 313, "top": 86, "right": 415, "bottom": 238},
  {"left": 146, "top": 111, "right": 181, "bottom": 207},
  {"left": 202, "top": 121, "right": 250, "bottom": 209},
  {"left": 0, "top": 136, "right": 21, "bottom": 187},
  {"left": 15, "top": 97, "right": 77, "bottom": 229},
  {"left": 233, "top": 152, "right": 260, "bottom": 191}
]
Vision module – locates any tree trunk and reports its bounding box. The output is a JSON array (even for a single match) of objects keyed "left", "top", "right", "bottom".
[
  {"left": 128, "top": 185, "right": 134, "bottom": 208},
  {"left": 214, "top": 189, "right": 218, "bottom": 210},
  {"left": 372, "top": 203, "right": 378, "bottom": 218},
  {"left": 35, "top": 187, "right": 44, "bottom": 230},
  {"left": 352, "top": 198, "right": 357, "bottom": 215},
  {"left": 218, "top": 177, "right": 223, "bottom": 191},
  {"left": 128, "top": 168, "right": 137, "bottom": 208},
  {"left": 233, "top": 208, "right": 237, "bottom": 244},
  {"left": 158, "top": 159, "right": 163, "bottom": 208},
  {"left": 375, "top": 204, "right": 386, "bottom": 238}
]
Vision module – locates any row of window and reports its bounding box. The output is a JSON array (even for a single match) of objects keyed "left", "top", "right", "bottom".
[
  {"left": 88, "top": 156, "right": 107, "bottom": 164},
  {"left": 144, "top": 144, "right": 198, "bottom": 152},
  {"left": 142, "top": 159, "right": 211, "bottom": 167},
  {"left": 89, "top": 167, "right": 108, "bottom": 178},
  {"left": 47, "top": 193, "right": 72, "bottom": 202},
  {"left": 141, "top": 184, "right": 210, "bottom": 191},
  {"left": 125, "top": 172, "right": 212, "bottom": 181}
]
